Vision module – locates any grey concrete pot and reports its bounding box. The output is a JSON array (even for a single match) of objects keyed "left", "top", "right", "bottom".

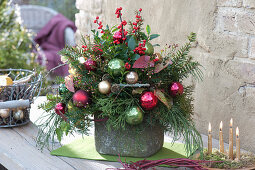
[{"left": 94, "top": 119, "right": 164, "bottom": 157}]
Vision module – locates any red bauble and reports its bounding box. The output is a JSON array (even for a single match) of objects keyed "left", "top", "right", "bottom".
[
  {"left": 169, "top": 82, "right": 184, "bottom": 97},
  {"left": 55, "top": 103, "right": 66, "bottom": 115},
  {"left": 84, "top": 59, "right": 97, "bottom": 71},
  {"left": 140, "top": 91, "right": 158, "bottom": 110},
  {"left": 73, "top": 90, "right": 90, "bottom": 107}
]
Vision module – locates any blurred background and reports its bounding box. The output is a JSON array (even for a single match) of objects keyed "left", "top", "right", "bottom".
[{"left": 11, "top": 0, "right": 77, "bottom": 21}]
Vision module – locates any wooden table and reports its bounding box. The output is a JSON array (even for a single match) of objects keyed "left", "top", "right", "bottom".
[{"left": 0, "top": 122, "right": 122, "bottom": 170}]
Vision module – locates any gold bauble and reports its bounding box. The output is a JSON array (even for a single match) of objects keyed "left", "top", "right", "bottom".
[
  {"left": 13, "top": 109, "right": 24, "bottom": 120},
  {"left": 0, "top": 109, "right": 10, "bottom": 119},
  {"left": 0, "top": 75, "right": 13, "bottom": 91},
  {"left": 126, "top": 71, "right": 139, "bottom": 84},
  {"left": 98, "top": 80, "right": 111, "bottom": 94}
]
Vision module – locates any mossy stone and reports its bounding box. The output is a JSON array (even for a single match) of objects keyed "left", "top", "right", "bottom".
[{"left": 94, "top": 118, "right": 164, "bottom": 157}]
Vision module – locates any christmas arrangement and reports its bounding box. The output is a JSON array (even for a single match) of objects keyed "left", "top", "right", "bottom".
[
  {"left": 202, "top": 149, "right": 255, "bottom": 169},
  {"left": 37, "top": 7, "right": 203, "bottom": 156}
]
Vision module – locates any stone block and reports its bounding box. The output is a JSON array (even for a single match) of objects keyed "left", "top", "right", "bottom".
[
  {"left": 236, "top": 11, "right": 255, "bottom": 34},
  {"left": 216, "top": 8, "right": 238, "bottom": 33},
  {"left": 248, "top": 36, "right": 255, "bottom": 59},
  {"left": 209, "top": 33, "right": 248, "bottom": 58},
  {"left": 217, "top": 0, "right": 242, "bottom": 7},
  {"left": 243, "top": 0, "right": 255, "bottom": 9}
]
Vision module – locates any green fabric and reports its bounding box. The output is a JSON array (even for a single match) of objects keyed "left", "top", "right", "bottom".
[{"left": 51, "top": 136, "right": 188, "bottom": 163}]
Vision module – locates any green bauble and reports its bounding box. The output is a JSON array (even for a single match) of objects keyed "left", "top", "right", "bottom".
[
  {"left": 145, "top": 42, "right": 154, "bottom": 56},
  {"left": 59, "top": 83, "right": 69, "bottom": 96},
  {"left": 126, "top": 106, "right": 143, "bottom": 125},
  {"left": 108, "top": 59, "right": 125, "bottom": 76}
]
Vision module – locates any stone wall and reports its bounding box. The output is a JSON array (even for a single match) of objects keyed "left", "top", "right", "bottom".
[{"left": 76, "top": 0, "right": 255, "bottom": 153}]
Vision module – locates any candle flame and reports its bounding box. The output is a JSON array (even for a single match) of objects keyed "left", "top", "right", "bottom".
[
  {"left": 220, "top": 121, "right": 223, "bottom": 131},
  {"left": 208, "top": 122, "right": 211, "bottom": 133},
  {"left": 236, "top": 127, "right": 239, "bottom": 137},
  {"left": 230, "top": 118, "right": 233, "bottom": 127}
]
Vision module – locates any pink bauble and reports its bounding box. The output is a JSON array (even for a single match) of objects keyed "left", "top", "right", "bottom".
[
  {"left": 73, "top": 90, "right": 90, "bottom": 107},
  {"left": 140, "top": 91, "right": 158, "bottom": 110},
  {"left": 169, "top": 82, "right": 184, "bottom": 97}
]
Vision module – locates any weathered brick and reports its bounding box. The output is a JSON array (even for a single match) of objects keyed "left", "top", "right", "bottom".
[
  {"left": 210, "top": 33, "right": 248, "bottom": 58},
  {"left": 216, "top": 8, "right": 238, "bottom": 33},
  {"left": 248, "top": 36, "right": 255, "bottom": 59},
  {"left": 243, "top": 0, "right": 255, "bottom": 9},
  {"left": 217, "top": 0, "right": 242, "bottom": 7},
  {"left": 236, "top": 11, "right": 255, "bottom": 34}
]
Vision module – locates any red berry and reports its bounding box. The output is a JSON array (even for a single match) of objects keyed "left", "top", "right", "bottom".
[
  {"left": 98, "top": 21, "right": 102, "bottom": 25},
  {"left": 139, "top": 8, "right": 142, "bottom": 12},
  {"left": 119, "top": 7, "right": 122, "bottom": 10},
  {"left": 122, "top": 20, "right": 127, "bottom": 26},
  {"left": 94, "top": 20, "right": 97, "bottom": 23},
  {"left": 96, "top": 16, "right": 99, "bottom": 19}
]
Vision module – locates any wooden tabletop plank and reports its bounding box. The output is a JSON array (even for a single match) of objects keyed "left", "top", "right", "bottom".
[
  {"left": 0, "top": 122, "right": 122, "bottom": 170},
  {"left": 0, "top": 125, "right": 75, "bottom": 169}
]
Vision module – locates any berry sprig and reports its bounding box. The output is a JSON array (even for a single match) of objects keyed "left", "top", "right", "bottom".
[
  {"left": 125, "top": 62, "right": 131, "bottom": 70},
  {"left": 132, "top": 8, "right": 143, "bottom": 34},
  {"left": 82, "top": 45, "right": 88, "bottom": 52},
  {"left": 113, "top": 7, "right": 128, "bottom": 44},
  {"left": 133, "top": 39, "right": 146, "bottom": 55},
  {"left": 94, "top": 16, "right": 105, "bottom": 34}
]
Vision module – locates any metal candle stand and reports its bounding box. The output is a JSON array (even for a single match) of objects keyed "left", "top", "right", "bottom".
[{"left": 0, "top": 69, "right": 42, "bottom": 127}]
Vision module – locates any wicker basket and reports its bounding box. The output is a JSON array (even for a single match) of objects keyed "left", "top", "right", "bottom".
[{"left": 0, "top": 69, "right": 42, "bottom": 127}]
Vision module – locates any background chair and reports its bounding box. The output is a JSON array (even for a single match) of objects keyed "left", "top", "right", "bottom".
[
  {"left": 19, "top": 5, "right": 76, "bottom": 67},
  {"left": 19, "top": 5, "right": 75, "bottom": 46}
]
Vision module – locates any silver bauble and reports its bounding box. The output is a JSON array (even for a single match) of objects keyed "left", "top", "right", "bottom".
[
  {"left": 126, "top": 71, "right": 139, "bottom": 84},
  {"left": 13, "top": 109, "right": 24, "bottom": 120}
]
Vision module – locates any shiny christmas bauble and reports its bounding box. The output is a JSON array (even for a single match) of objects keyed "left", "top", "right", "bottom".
[
  {"left": 55, "top": 103, "right": 66, "bottom": 115},
  {"left": 13, "top": 109, "right": 24, "bottom": 120},
  {"left": 84, "top": 58, "right": 97, "bottom": 71},
  {"left": 98, "top": 80, "right": 111, "bottom": 94},
  {"left": 59, "top": 83, "right": 69, "bottom": 96},
  {"left": 140, "top": 91, "right": 158, "bottom": 110},
  {"left": 108, "top": 59, "right": 125, "bottom": 76},
  {"left": 169, "top": 82, "right": 184, "bottom": 97},
  {"left": 73, "top": 90, "right": 90, "bottom": 107},
  {"left": 0, "top": 109, "right": 10, "bottom": 119},
  {"left": 126, "top": 71, "right": 139, "bottom": 84},
  {"left": 145, "top": 42, "right": 154, "bottom": 56},
  {"left": 126, "top": 106, "right": 143, "bottom": 125}
]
